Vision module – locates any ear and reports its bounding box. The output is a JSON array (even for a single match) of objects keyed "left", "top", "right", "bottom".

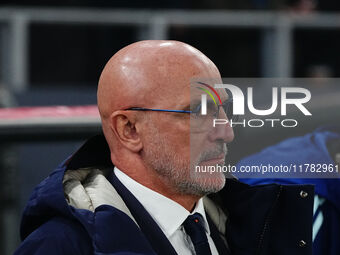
[{"left": 109, "top": 111, "right": 143, "bottom": 152}]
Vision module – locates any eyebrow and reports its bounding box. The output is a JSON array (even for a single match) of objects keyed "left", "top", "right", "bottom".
[{"left": 181, "top": 103, "right": 193, "bottom": 111}]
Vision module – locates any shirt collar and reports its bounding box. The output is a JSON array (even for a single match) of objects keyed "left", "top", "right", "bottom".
[{"left": 114, "top": 167, "right": 210, "bottom": 238}]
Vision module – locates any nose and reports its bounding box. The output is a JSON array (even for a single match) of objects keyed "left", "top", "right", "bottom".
[{"left": 209, "top": 107, "right": 234, "bottom": 143}]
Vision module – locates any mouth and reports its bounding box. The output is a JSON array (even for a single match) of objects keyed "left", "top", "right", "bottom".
[{"left": 199, "top": 153, "right": 225, "bottom": 165}]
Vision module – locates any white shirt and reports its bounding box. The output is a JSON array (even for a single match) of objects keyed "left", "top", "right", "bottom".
[{"left": 115, "top": 167, "right": 219, "bottom": 255}]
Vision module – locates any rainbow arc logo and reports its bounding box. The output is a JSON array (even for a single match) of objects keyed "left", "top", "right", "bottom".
[{"left": 196, "top": 81, "right": 222, "bottom": 107}]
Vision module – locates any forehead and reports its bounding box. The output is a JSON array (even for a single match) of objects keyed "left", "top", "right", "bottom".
[
  {"left": 145, "top": 80, "right": 227, "bottom": 109},
  {"left": 141, "top": 58, "right": 222, "bottom": 108}
]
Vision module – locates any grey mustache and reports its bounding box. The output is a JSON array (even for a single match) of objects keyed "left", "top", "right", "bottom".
[{"left": 198, "top": 143, "right": 227, "bottom": 163}]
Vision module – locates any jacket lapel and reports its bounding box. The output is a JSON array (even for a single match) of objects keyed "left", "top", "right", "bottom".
[
  {"left": 109, "top": 171, "right": 178, "bottom": 255},
  {"left": 206, "top": 214, "right": 231, "bottom": 255}
]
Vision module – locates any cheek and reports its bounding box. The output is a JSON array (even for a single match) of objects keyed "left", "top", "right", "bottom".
[
  {"left": 190, "top": 134, "right": 208, "bottom": 163},
  {"left": 168, "top": 122, "right": 190, "bottom": 156},
  {"left": 176, "top": 129, "right": 191, "bottom": 157},
  {"left": 155, "top": 116, "right": 191, "bottom": 156}
]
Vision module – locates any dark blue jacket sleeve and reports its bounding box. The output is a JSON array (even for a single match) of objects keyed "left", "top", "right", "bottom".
[{"left": 14, "top": 217, "right": 93, "bottom": 255}]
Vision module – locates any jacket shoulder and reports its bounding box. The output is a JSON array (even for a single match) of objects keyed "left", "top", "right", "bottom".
[{"left": 14, "top": 217, "right": 92, "bottom": 255}]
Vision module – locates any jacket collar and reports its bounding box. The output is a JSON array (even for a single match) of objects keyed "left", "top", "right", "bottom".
[{"left": 65, "top": 134, "right": 113, "bottom": 170}]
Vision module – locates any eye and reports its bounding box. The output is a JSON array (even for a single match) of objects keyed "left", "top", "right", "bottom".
[
  {"left": 222, "top": 99, "right": 234, "bottom": 119},
  {"left": 191, "top": 104, "right": 201, "bottom": 116},
  {"left": 206, "top": 102, "right": 218, "bottom": 116}
]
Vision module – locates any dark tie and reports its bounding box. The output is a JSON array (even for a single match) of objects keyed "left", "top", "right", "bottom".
[{"left": 183, "top": 213, "right": 213, "bottom": 255}]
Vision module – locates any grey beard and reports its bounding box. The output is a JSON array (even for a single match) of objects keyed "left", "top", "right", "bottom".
[{"left": 142, "top": 128, "right": 226, "bottom": 196}]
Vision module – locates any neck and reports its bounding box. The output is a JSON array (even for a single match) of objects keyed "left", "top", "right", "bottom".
[
  {"left": 134, "top": 171, "right": 200, "bottom": 212},
  {"left": 118, "top": 162, "right": 201, "bottom": 212}
]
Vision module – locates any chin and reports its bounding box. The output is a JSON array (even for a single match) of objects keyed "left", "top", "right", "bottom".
[
  {"left": 191, "top": 173, "right": 226, "bottom": 196},
  {"left": 205, "top": 174, "right": 226, "bottom": 192}
]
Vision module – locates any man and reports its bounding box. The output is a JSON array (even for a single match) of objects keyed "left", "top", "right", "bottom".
[{"left": 15, "top": 40, "right": 314, "bottom": 255}]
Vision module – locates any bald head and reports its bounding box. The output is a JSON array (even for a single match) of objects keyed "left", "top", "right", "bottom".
[
  {"left": 97, "top": 40, "right": 220, "bottom": 120},
  {"left": 97, "top": 40, "right": 224, "bottom": 166}
]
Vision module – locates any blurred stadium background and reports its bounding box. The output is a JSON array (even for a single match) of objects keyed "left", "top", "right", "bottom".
[{"left": 0, "top": 1, "right": 340, "bottom": 254}]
